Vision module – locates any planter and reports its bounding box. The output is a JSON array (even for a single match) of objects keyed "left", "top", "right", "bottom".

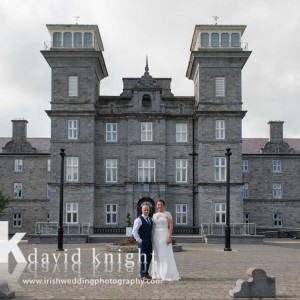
[{"left": 126, "top": 227, "right": 133, "bottom": 237}]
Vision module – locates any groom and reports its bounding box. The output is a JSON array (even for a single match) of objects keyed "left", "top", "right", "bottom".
[{"left": 132, "top": 204, "right": 153, "bottom": 281}]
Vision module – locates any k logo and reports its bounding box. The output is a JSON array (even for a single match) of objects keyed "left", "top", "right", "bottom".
[{"left": 0, "top": 221, "right": 26, "bottom": 263}]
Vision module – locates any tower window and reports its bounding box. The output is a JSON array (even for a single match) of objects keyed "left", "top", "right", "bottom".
[
  {"left": 74, "top": 32, "right": 82, "bottom": 47},
  {"left": 84, "top": 32, "right": 93, "bottom": 48},
  {"left": 63, "top": 32, "right": 72, "bottom": 47},
  {"left": 231, "top": 33, "right": 240, "bottom": 47},
  {"left": 221, "top": 33, "right": 229, "bottom": 47},
  {"left": 211, "top": 33, "right": 219, "bottom": 47},
  {"left": 53, "top": 32, "right": 62, "bottom": 47},
  {"left": 201, "top": 33, "right": 209, "bottom": 47},
  {"left": 68, "top": 76, "right": 78, "bottom": 97}
]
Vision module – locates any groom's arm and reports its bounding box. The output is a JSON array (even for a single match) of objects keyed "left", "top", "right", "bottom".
[{"left": 132, "top": 218, "right": 142, "bottom": 243}]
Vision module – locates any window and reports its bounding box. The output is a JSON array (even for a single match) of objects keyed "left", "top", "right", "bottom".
[
  {"left": 106, "top": 204, "right": 117, "bottom": 224},
  {"left": 243, "top": 183, "right": 249, "bottom": 199},
  {"left": 201, "top": 33, "right": 209, "bottom": 47},
  {"left": 215, "top": 203, "right": 226, "bottom": 223},
  {"left": 211, "top": 33, "right": 219, "bottom": 47},
  {"left": 272, "top": 183, "right": 282, "bottom": 199},
  {"left": 84, "top": 32, "right": 93, "bottom": 48},
  {"left": 66, "top": 157, "right": 79, "bottom": 182},
  {"left": 244, "top": 212, "right": 250, "bottom": 224},
  {"left": 68, "top": 120, "right": 78, "bottom": 139},
  {"left": 106, "top": 123, "right": 118, "bottom": 142},
  {"left": 176, "top": 159, "right": 188, "bottom": 183},
  {"left": 53, "top": 32, "right": 62, "bottom": 47},
  {"left": 14, "top": 159, "right": 23, "bottom": 172},
  {"left": 47, "top": 159, "right": 51, "bottom": 172},
  {"left": 215, "top": 120, "right": 225, "bottom": 139},
  {"left": 214, "top": 157, "right": 226, "bottom": 181},
  {"left": 138, "top": 159, "right": 156, "bottom": 182},
  {"left": 141, "top": 122, "right": 153, "bottom": 142},
  {"left": 242, "top": 160, "right": 248, "bottom": 172},
  {"left": 66, "top": 203, "right": 78, "bottom": 223},
  {"left": 12, "top": 213, "right": 22, "bottom": 228},
  {"left": 215, "top": 77, "right": 225, "bottom": 97},
  {"left": 176, "top": 204, "right": 187, "bottom": 225},
  {"left": 68, "top": 76, "right": 78, "bottom": 97},
  {"left": 221, "top": 33, "right": 229, "bottom": 47},
  {"left": 273, "top": 213, "right": 282, "bottom": 227},
  {"left": 231, "top": 33, "right": 240, "bottom": 47},
  {"left": 106, "top": 159, "right": 118, "bottom": 183},
  {"left": 176, "top": 123, "right": 187, "bottom": 142},
  {"left": 74, "top": 32, "right": 82, "bottom": 47},
  {"left": 63, "top": 32, "right": 72, "bottom": 47},
  {"left": 14, "top": 183, "right": 23, "bottom": 199},
  {"left": 273, "top": 160, "right": 281, "bottom": 173}
]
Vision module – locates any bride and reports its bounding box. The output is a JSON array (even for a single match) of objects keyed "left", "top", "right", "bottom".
[{"left": 151, "top": 199, "right": 180, "bottom": 281}]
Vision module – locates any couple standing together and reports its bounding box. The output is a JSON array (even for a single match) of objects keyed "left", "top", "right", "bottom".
[{"left": 132, "top": 199, "right": 180, "bottom": 281}]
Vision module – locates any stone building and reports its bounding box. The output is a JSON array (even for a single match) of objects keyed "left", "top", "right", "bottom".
[{"left": 0, "top": 23, "right": 299, "bottom": 234}]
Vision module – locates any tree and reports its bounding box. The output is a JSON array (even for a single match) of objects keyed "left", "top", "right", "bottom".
[{"left": 0, "top": 190, "right": 10, "bottom": 215}]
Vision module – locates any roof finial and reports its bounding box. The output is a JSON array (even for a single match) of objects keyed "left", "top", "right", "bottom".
[
  {"left": 74, "top": 16, "right": 80, "bottom": 25},
  {"left": 145, "top": 55, "right": 149, "bottom": 74},
  {"left": 213, "top": 16, "right": 219, "bottom": 25}
]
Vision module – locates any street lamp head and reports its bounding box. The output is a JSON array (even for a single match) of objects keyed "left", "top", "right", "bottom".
[{"left": 225, "top": 148, "right": 232, "bottom": 157}]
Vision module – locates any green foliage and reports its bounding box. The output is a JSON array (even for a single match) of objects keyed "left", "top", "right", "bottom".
[
  {"left": 126, "top": 212, "right": 132, "bottom": 227},
  {"left": 0, "top": 190, "right": 10, "bottom": 215}
]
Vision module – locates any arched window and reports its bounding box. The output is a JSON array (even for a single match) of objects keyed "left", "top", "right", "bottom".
[
  {"left": 53, "top": 32, "right": 62, "bottom": 47},
  {"left": 84, "top": 32, "right": 93, "bottom": 48},
  {"left": 211, "top": 33, "right": 219, "bottom": 47},
  {"left": 63, "top": 32, "right": 72, "bottom": 47},
  {"left": 231, "top": 33, "right": 240, "bottom": 47},
  {"left": 201, "top": 33, "right": 209, "bottom": 47},
  {"left": 221, "top": 33, "right": 229, "bottom": 47},
  {"left": 74, "top": 32, "right": 82, "bottom": 47},
  {"left": 142, "top": 94, "right": 152, "bottom": 112}
]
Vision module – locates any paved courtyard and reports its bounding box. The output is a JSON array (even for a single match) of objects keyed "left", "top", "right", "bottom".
[{"left": 3, "top": 239, "right": 300, "bottom": 299}]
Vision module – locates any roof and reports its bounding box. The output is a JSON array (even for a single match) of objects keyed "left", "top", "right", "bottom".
[
  {"left": 0, "top": 138, "right": 50, "bottom": 154},
  {"left": 242, "top": 138, "right": 300, "bottom": 154}
]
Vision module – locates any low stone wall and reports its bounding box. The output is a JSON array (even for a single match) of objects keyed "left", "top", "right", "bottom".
[
  {"left": 105, "top": 244, "right": 183, "bottom": 253},
  {"left": 204, "top": 235, "right": 264, "bottom": 244},
  {"left": 27, "top": 234, "right": 88, "bottom": 244}
]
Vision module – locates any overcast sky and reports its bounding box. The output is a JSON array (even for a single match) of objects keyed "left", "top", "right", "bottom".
[{"left": 1, "top": 0, "right": 300, "bottom": 138}]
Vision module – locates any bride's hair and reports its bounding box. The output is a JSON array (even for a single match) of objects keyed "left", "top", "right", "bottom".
[{"left": 156, "top": 199, "right": 165, "bottom": 206}]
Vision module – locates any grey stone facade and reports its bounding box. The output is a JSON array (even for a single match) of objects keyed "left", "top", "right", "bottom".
[{"left": 0, "top": 23, "right": 300, "bottom": 234}]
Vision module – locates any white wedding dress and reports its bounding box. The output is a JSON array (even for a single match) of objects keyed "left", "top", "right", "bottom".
[{"left": 151, "top": 211, "right": 180, "bottom": 281}]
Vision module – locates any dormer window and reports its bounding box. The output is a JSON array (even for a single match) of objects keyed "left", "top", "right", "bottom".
[{"left": 142, "top": 94, "right": 152, "bottom": 112}]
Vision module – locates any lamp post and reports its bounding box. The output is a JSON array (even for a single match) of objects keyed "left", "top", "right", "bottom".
[
  {"left": 57, "top": 149, "right": 65, "bottom": 251},
  {"left": 224, "top": 148, "right": 232, "bottom": 251}
]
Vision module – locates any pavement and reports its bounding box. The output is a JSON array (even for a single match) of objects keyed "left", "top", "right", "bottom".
[{"left": 3, "top": 239, "right": 300, "bottom": 300}]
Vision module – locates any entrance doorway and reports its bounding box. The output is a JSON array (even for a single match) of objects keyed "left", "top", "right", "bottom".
[{"left": 137, "top": 197, "right": 155, "bottom": 218}]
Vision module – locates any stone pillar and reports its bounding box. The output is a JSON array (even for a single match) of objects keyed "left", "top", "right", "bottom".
[
  {"left": 12, "top": 119, "right": 28, "bottom": 142},
  {"left": 269, "top": 121, "right": 284, "bottom": 143}
]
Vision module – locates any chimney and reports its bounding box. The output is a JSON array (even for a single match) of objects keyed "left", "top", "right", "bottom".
[
  {"left": 12, "top": 119, "right": 28, "bottom": 142},
  {"left": 268, "top": 121, "right": 284, "bottom": 143}
]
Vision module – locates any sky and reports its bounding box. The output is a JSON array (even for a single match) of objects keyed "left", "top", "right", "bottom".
[{"left": 1, "top": 0, "right": 300, "bottom": 138}]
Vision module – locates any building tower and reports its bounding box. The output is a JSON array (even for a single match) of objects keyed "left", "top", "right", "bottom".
[
  {"left": 42, "top": 24, "right": 108, "bottom": 226},
  {"left": 186, "top": 25, "right": 251, "bottom": 225}
]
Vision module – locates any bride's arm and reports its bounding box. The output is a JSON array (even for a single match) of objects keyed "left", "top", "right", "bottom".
[{"left": 166, "top": 212, "right": 173, "bottom": 245}]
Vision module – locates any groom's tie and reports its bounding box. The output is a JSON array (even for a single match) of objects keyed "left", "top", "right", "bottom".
[{"left": 145, "top": 217, "right": 150, "bottom": 225}]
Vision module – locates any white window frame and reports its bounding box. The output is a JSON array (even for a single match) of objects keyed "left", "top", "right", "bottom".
[
  {"left": 243, "top": 183, "right": 249, "bottom": 199},
  {"left": 176, "top": 123, "right": 188, "bottom": 142},
  {"left": 272, "top": 183, "right": 282, "bottom": 199},
  {"left": 215, "top": 120, "right": 225, "bottom": 139},
  {"left": 106, "top": 204, "right": 117, "bottom": 224},
  {"left": 273, "top": 160, "right": 281, "bottom": 173},
  {"left": 214, "top": 157, "right": 226, "bottom": 181},
  {"left": 68, "top": 75, "right": 78, "bottom": 97},
  {"left": 138, "top": 159, "right": 156, "bottom": 182},
  {"left": 68, "top": 120, "right": 78, "bottom": 139},
  {"left": 215, "top": 203, "right": 226, "bottom": 224},
  {"left": 12, "top": 213, "right": 22, "bottom": 228},
  {"left": 47, "top": 159, "right": 51, "bottom": 172},
  {"left": 273, "top": 213, "right": 282, "bottom": 227},
  {"left": 106, "top": 159, "right": 118, "bottom": 183},
  {"left": 176, "top": 204, "right": 188, "bottom": 225},
  {"left": 66, "top": 157, "right": 79, "bottom": 182},
  {"left": 176, "top": 159, "right": 188, "bottom": 183},
  {"left": 141, "top": 122, "right": 153, "bottom": 142},
  {"left": 215, "top": 77, "right": 225, "bottom": 97},
  {"left": 66, "top": 203, "right": 78, "bottom": 224},
  {"left": 14, "top": 183, "right": 23, "bottom": 199},
  {"left": 242, "top": 160, "right": 248, "bottom": 173},
  {"left": 14, "top": 159, "right": 23, "bottom": 172},
  {"left": 105, "top": 123, "right": 118, "bottom": 142}
]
